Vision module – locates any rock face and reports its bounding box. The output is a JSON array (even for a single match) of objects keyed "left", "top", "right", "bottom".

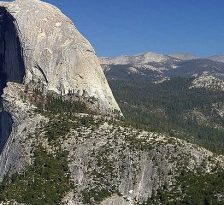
[
  {"left": 0, "top": 83, "right": 46, "bottom": 181},
  {"left": 0, "top": 0, "right": 120, "bottom": 113}
]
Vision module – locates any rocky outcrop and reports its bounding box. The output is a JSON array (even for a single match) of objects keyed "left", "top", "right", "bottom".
[
  {"left": 62, "top": 119, "right": 224, "bottom": 204},
  {"left": 0, "top": 83, "right": 46, "bottom": 181},
  {"left": 0, "top": 0, "right": 120, "bottom": 113},
  {"left": 190, "top": 72, "right": 224, "bottom": 91}
]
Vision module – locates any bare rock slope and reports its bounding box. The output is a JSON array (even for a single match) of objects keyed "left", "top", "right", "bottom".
[{"left": 0, "top": 0, "right": 120, "bottom": 113}]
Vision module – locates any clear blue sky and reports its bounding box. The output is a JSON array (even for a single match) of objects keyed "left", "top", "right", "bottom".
[{"left": 6, "top": 0, "right": 224, "bottom": 57}]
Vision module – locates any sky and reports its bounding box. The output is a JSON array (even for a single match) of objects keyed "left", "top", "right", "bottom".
[{"left": 5, "top": 0, "right": 224, "bottom": 57}]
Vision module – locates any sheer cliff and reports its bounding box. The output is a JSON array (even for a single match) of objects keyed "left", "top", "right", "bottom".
[{"left": 0, "top": 0, "right": 120, "bottom": 113}]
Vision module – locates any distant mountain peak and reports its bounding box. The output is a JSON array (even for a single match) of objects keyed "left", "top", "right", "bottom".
[
  {"left": 208, "top": 55, "right": 224, "bottom": 63},
  {"left": 100, "top": 51, "right": 177, "bottom": 65},
  {"left": 169, "top": 53, "right": 199, "bottom": 61}
]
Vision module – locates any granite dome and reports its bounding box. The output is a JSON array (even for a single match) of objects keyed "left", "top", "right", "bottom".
[{"left": 0, "top": 0, "right": 120, "bottom": 113}]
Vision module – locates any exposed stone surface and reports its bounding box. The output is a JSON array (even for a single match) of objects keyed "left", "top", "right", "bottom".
[
  {"left": 0, "top": 0, "right": 120, "bottom": 113},
  {"left": 190, "top": 72, "right": 224, "bottom": 91},
  {"left": 0, "top": 83, "right": 46, "bottom": 181},
  {"left": 62, "top": 118, "right": 224, "bottom": 204},
  {"left": 0, "top": 111, "right": 13, "bottom": 154},
  {"left": 0, "top": 0, "right": 122, "bottom": 181}
]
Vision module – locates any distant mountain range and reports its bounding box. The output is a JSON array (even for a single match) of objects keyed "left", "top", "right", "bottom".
[
  {"left": 208, "top": 55, "right": 224, "bottom": 63},
  {"left": 100, "top": 52, "right": 224, "bottom": 65},
  {"left": 100, "top": 52, "right": 224, "bottom": 91},
  {"left": 100, "top": 52, "right": 176, "bottom": 65},
  {"left": 169, "top": 53, "right": 199, "bottom": 61}
]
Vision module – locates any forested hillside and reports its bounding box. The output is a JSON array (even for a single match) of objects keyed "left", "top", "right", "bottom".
[{"left": 108, "top": 77, "right": 224, "bottom": 154}]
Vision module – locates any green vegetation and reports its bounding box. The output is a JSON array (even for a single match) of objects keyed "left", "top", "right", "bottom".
[
  {"left": 179, "top": 171, "right": 224, "bottom": 205},
  {"left": 82, "top": 188, "right": 114, "bottom": 204},
  {"left": 44, "top": 114, "right": 95, "bottom": 145},
  {"left": 0, "top": 146, "right": 71, "bottom": 205},
  {"left": 45, "top": 95, "right": 88, "bottom": 114},
  {"left": 44, "top": 117, "right": 76, "bottom": 144},
  {"left": 0, "top": 91, "right": 89, "bottom": 204},
  {"left": 20, "top": 86, "right": 90, "bottom": 115},
  {"left": 36, "top": 93, "right": 88, "bottom": 114},
  {"left": 0, "top": 87, "right": 99, "bottom": 204},
  {"left": 82, "top": 144, "right": 119, "bottom": 204},
  {"left": 109, "top": 77, "right": 224, "bottom": 154},
  {"left": 144, "top": 171, "right": 224, "bottom": 205}
]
